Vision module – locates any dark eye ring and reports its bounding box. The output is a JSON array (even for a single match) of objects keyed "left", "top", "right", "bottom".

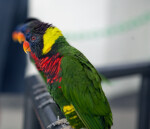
[{"left": 31, "top": 36, "right": 36, "bottom": 41}]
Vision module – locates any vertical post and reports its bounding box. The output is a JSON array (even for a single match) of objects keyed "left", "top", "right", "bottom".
[{"left": 138, "top": 74, "right": 150, "bottom": 129}]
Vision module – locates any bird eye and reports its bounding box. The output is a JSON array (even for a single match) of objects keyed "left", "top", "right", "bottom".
[{"left": 31, "top": 36, "right": 36, "bottom": 41}]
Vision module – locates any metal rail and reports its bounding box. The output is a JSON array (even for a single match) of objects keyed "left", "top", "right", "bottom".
[
  {"left": 24, "top": 76, "right": 66, "bottom": 129},
  {"left": 24, "top": 61, "right": 150, "bottom": 129},
  {"left": 98, "top": 61, "right": 150, "bottom": 78}
]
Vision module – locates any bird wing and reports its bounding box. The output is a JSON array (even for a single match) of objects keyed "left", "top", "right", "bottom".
[{"left": 60, "top": 53, "right": 111, "bottom": 116}]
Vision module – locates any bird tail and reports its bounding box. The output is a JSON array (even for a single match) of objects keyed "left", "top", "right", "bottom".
[{"left": 104, "top": 113, "right": 113, "bottom": 129}]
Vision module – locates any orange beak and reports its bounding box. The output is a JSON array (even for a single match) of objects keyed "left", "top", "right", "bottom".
[
  {"left": 12, "top": 31, "right": 18, "bottom": 42},
  {"left": 23, "top": 41, "right": 31, "bottom": 53},
  {"left": 18, "top": 32, "right": 25, "bottom": 44}
]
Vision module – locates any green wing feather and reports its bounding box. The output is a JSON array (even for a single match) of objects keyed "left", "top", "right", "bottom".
[{"left": 60, "top": 46, "right": 113, "bottom": 129}]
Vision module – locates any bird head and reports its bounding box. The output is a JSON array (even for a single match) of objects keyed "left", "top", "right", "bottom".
[
  {"left": 23, "top": 21, "right": 63, "bottom": 58},
  {"left": 17, "top": 18, "right": 40, "bottom": 44}
]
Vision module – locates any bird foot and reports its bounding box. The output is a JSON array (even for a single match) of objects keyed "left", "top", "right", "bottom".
[
  {"left": 47, "top": 118, "right": 69, "bottom": 129},
  {"left": 35, "top": 92, "right": 50, "bottom": 100},
  {"left": 38, "top": 98, "right": 55, "bottom": 108}
]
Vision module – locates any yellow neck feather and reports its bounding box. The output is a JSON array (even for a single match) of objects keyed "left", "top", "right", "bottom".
[{"left": 42, "top": 27, "right": 63, "bottom": 55}]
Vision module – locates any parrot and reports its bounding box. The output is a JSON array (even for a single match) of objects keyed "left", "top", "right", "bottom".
[
  {"left": 12, "top": 19, "right": 86, "bottom": 128},
  {"left": 20, "top": 20, "right": 113, "bottom": 129}
]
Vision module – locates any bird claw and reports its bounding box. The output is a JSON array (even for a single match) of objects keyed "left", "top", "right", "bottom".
[
  {"left": 38, "top": 98, "right": 55, "bottom": 108},
  {"left": 47, "top": 118, "right": 70, "bottom": 129}
]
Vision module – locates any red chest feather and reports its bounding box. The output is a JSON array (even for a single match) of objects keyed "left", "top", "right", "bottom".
[{"left": 39, "top": 53, "right": 62, "bottom": 84}]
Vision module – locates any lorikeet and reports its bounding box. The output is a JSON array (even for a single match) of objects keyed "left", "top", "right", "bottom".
[
  {"left": 13, "top": 20, "right": 86, "bottom": 128},
  {"left": 21, "top": 20, "right": 113, "bottom": 129}
]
